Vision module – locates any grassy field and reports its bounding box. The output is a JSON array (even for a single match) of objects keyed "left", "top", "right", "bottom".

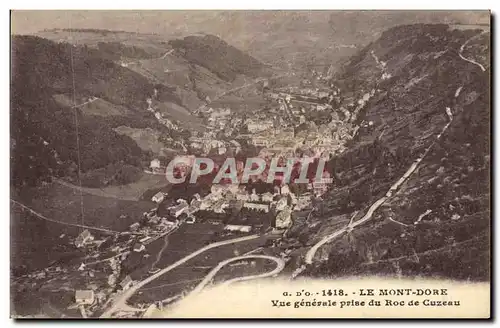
[
  {"left": 113, "top": 126, "right": 173, "bottom": 157},
  {"left": 56, "top": 172, "right": 168, "bottom": 201},
  {"left": 154, "top": 101, "right": 206, "bottom": 131}
]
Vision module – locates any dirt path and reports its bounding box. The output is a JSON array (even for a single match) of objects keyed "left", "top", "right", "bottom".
[{"left": 189, "top": 254, "right": 285, "bottom": 295}]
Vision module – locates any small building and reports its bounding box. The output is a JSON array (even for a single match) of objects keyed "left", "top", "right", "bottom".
[
  {"left": 235, "top": 191, "right": 249, "bottom": 201},
  {"left": 243, "top": 202, "right": 269, "bottom": 213},
  {"left": 187, "top": 199, "right": 201, "bottom": 215},
  {"left": 107, "top": 274, "right": 117, "bottom": 287},
  {"left": 224, "top": 224, "right": 252, "bottom": 233},
  {"left": 133, "top": 243, "right": 145, "bottom": 253},
  {"left": 151, "top": 192, "right": 165, "bottom": 203},
  {"left": 280, "top": 184, "right": 291, "bottom": 195},
  {"left": 275, "top": 208, "right": 293, "bottom": 229},
  {"left": 150, "top": 159, "right": 161, "bottom": 169},
  {"left": 261, "top": 192, "right": 274, "bottom": 203},
  {"left": 252, "top": 136, "right": 271, "bottom": 147},
  {"left": 169, "top": 203, "right": 189, "bottom": 218},
  {"left": 119, "top": 275, "right": 134, "bottom": 291},
  {"left": 247, "top": 120, "right": 274, "bottom": 133},
  {"left": 207, "top": 219, "right": 223, "bottom": 225},
  {"left": 249, "top": 189, "right": 260, "bottom": 202},
  {"left": 312, "top": 172, "right": 332, "bottom": 196},
  {"left": 129, "top": 222, "right": 141, "bottom": 232},
  {"left": 210, "top": 184, "right": 226, "bottom": 195},
  {"left": 75, "top": 229, "right": 94, "bottom": 248},
  {"left": 75, "top": 290, "right": 95, "bottom": 305},
  {"left": 274, "top": 197, "right": 288, "bottom": 212}
]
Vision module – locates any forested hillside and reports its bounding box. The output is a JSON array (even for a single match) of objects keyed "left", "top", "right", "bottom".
[{"left": 297, "top": 24, "right": 490, "bottom": 281}]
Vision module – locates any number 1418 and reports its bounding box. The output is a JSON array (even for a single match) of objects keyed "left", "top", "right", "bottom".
[{"left": 322, "top": 289, "right": 345, "bottom": 296}]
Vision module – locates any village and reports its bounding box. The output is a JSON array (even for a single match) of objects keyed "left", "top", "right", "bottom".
[{"left": 140, "top": 65, "right": 376, "bottom": 163}]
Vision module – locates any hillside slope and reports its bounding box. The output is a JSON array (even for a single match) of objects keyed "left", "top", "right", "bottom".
[
  {"left": 32, "top": 30, "right": 274, "bottom": 111},
  {"left": 10, "top": 35, "right": 179, "bottom": 190},
  {"left": 17, "top": 11, "right": 489, "bottom": 70},
  {"left": 168, "top": 34, "right": 267, "bottom": 82},
  {"left": 299, "top": 24, "right": 490, "bottom": 281}
]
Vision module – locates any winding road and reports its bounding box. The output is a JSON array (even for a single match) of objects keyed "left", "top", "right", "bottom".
[
  {"left": 196, "top": 72, "right": 292, "bottom": 114},
  {"left": 100, "top": 234, "right": 260, "bottom": 318},
  {"left": 189, "top": 254, "right": 285, "bottom": 295}
]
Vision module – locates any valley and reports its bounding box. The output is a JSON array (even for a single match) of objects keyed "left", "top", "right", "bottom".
[{"left": 10, "top": 14, "right": 490, "bottom": 319}]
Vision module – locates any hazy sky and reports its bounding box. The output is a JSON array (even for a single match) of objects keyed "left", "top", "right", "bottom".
[{"left": 11, "top": 10, "right": 490, "bottom": 36}]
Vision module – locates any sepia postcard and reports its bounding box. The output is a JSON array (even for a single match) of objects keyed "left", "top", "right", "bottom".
[{"left": 10, "top": 10, "right": 491, "bottom": 319}]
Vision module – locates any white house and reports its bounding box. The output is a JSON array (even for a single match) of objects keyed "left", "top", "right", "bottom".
[
  {"left": 169, "top": 203, "right": 188, "bottom": 218},
  {"left": 249, "top": 189, "right": 260, "bottom": 202},
  {"left": 243, "top": 202, "right": 269, "bottom": 213},
  {"left": 129, "top": 222, "right": 140, "bottom": 232},
  {"left": 280, "top": 184, "right": 290, "bottom": 195},
  {"left": 224, "top": 224, "right": 252, "bottom": 233},
  {"left": 133, "top": 243, "right": 146, "bottom": 253},
  {"left": 75, "top": 230, "right": 94, "bottom": 248},
  {"left": 261, "top": 192, "right": 274, "bottom": 203},
  {"left": 150, "top": 159, "right": 161, "bottom": 170},
  {"left": 275, "top": 208, "right": 292, "bottom": 229},
  {"left": 75, "top": 290, "right": 95, "bottom": 305}
]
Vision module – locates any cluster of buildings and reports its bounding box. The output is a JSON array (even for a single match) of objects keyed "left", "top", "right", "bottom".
[
  {"left": 158, "top": 182, "right": 323, "bottom": 233},
  {"left": 202, "top": 107, "right": 243, "bottom": 138},
  {"left": 188, "top": 134, "right": 241, "bottom": 156},
  {"left": 246, "top": 118, "right": 275, "bottom": 133}
]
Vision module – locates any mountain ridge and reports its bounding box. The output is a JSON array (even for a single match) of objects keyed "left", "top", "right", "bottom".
[{"left": 294, "top": 23, "right": 490, "bottom": 280}]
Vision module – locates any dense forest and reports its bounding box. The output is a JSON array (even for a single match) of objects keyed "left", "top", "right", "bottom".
[
  {"left": 169, "top": 34, "right": 266, "bottom": 81},
  {"left": 96, "top": 41, "right": 165, "bottom": 61},
  {"left": 303, "top": 24, "right": 490, "bottom": 281}
]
